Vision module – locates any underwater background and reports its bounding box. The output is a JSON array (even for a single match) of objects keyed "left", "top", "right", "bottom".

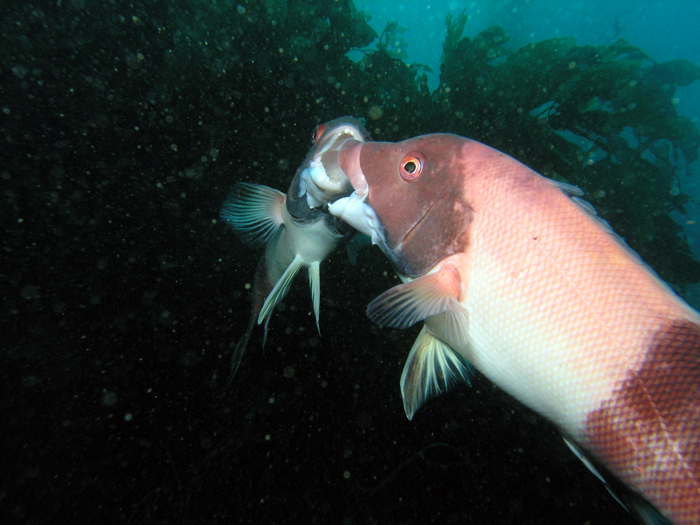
[{"left": 2, "top": 1, "right": 699, "bottom": 523}]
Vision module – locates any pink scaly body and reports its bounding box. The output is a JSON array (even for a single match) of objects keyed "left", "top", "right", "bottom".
[
  {"left": 453, "top": 139, "right": 700, "bottom": 524},
  {"left": 332, "top": 134, "right": 700, "bottom": 524}
]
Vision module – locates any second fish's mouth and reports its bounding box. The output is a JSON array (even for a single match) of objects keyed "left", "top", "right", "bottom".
[{"left": 300, "top": 129, "right": 366, "bottom": 209}]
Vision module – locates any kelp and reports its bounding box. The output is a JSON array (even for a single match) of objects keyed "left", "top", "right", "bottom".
[
  {"left": 376, "top": 20, "right": 410, "bottom": 60},
  {"left": 29, "top": 0, "right": 696, "bottom": 290},
  {"left": 422, "top": 25, "right": 700, "bottom": 290},
  {"left": 314, "top": 11, "right": 700, "bottom": 289},
  {"left": 328, "top": 16, "right": 700, "bottom": 288},
  {"left": 168, "top": 0, "right": 377, "bottom": 77}
]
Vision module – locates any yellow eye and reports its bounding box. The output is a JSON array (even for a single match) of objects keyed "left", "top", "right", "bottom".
[{"left": 400, "top": 154, "right": 423, "bottom": 181}]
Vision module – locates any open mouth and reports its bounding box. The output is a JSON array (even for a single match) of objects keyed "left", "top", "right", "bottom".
[{"left": 300, "top": 127, "right": 366, "bottom": 208}]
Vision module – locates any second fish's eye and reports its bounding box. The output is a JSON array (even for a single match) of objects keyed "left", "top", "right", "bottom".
[
  {"left": 311, "top": 124, "right": 326, "bottom": 144},
  {"left": 400, "top": 155, "right": 423, "bottom": 180}
]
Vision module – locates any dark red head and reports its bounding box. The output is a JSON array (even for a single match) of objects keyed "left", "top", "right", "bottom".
[{"left": 337, "top": 134, "right": 474, "bottom": 276}]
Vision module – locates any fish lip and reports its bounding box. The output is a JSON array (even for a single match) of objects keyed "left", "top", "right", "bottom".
[{"left": 337, "top": 139, "right": 368, "bottom": 195}]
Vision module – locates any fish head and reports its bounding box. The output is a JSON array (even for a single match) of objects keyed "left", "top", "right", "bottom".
[
  {"left": 286, "top": 117, "right": 370, "bottom": 224},
  {"left": 329, "top": 134, "right": 473, "bottom": 277}
]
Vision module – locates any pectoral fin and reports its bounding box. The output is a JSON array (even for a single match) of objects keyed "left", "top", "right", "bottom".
[
  {"left": 220, "top": 183, "right": 285, "bottom": 249},
  {"left": 258, "top": 254, "right": 304, "bottom": 326},
  {"left": 366, "top": 265, "right": 464, "bottom": 329},
  {"left": 401, "top": 325, "right": 473, "bottom": 419}
]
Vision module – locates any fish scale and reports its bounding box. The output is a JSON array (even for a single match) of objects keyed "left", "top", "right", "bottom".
[{"left": 462, "top": 149, "right": 700, "bottom": 523}]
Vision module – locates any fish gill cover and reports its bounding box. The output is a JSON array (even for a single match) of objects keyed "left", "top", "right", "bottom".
[{"left": 1, "top": 1, "right": 698, "bottom": 524}]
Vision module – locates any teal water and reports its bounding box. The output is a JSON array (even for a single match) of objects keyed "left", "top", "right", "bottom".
[{"left": 354, "top": 0, "right": 700, "bottom": 307}]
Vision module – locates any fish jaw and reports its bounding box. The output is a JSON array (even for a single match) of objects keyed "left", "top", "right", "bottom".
[
  {"left": 298, "top": 160, "right": 345, "bottom": 209},
  {"left": 302, "top": 119, "right": 367, "bottom": 203},
  {"left": 327, "top": 192, "right": 379, "bottom": 242},
  {"left": 287, "top": 117, "right": 369, "bottom": 221},
  {"left": 332, "top": 135, "right": 474, "bottom": 277}
]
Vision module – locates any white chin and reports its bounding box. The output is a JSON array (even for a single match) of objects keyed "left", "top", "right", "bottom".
[
  {"left": 300, "top": 161, "right": 327, "bottom": 208},
  {"left": 328, "top": 192, "right": 381, "bottom": 244}
]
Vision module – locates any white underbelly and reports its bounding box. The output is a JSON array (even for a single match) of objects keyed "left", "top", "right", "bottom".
[{"left": 443, "top": 255, "right": 643, "bottom": 440}]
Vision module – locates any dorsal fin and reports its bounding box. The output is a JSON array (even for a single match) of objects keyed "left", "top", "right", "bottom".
[{"left": 550, "top": 179, "right": 584, "bottom": 197}]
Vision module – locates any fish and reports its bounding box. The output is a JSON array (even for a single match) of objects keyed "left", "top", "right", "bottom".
[
  {"left": 328, "top": 133, "right": 700, "bottom": 525},
  {"left": 220, "top": 117, "right": 369, "bottom": 380}
]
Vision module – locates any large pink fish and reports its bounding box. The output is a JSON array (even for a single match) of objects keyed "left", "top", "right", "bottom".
[{"left": 329, "top": 133, "right": 700, "bottom": 524}]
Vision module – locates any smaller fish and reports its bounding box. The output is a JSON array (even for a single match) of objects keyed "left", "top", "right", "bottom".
[{"left": 220, "top": 117, "right": 369, "bottom": 380}]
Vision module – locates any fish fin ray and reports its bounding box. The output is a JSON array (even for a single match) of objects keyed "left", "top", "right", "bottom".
[
  {"left": 367, "top": 265, "right": 463, "bottom": 329},
  {"left": 442, "top": 307, "right": 471, "bottom": 350},
  {"left": 400, "top": 325, "right": 473, "bottom": 420},
  {"left": 563, "top": 437, "right": 608, "bottom": 485},
  {"left": 258, "top": 254, "right": 304, "bottom": 326},
  {"left": 309, "top": 261, "right": 321, "bottom": 334},
  {"left": 560, "top": 180, "right": 696, "bottom": 313},
  {"left": 571, "top": 195, "right": 599, "bottom": 216},
  {"left": 555, "top": 182, "right": 620, "bottom": 238},
  {"left": 550, "top": 179, "right": 584, "bottom": 197},
  {"left": 227, "top": 314, "right": 256, "bottom": 385},
  {"left": 220, "top": 183, "right": 285, "bottom": 249},
  {"left": 557, "top": 183, "right": 649, "bottom": 266},
  {"left": 628, "top": 501, "right": 673, "bottom": 525},
  {"left": 261, "top": 312, "right": 272, "bottom": 349},
  {"left": 563, "top": 437, "right": 671, "bottom": 524}
]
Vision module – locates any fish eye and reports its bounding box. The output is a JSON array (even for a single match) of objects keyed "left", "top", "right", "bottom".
[
  {"left": 311, "top": 124, "right": 326, "bottom": 144},
  {"left": 400, "top": 154, "right": 424, "bottom": 181}
]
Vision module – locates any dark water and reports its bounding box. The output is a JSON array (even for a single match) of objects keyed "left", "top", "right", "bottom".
[{"left": 4, "top": 1, "right": 697, "bottom": 523}]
